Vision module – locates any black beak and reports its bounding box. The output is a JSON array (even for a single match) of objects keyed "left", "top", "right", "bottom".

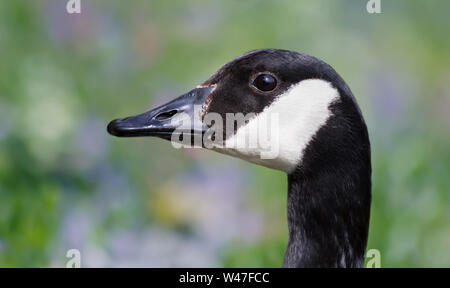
[{"left": 107, "top": 86, "right": 214, "bottom": 142}]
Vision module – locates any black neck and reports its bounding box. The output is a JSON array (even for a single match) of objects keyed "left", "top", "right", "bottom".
[
  {"left": 283, "top": 168, "right": 370, "bottom": 267},
  {"left": 283, "top": 98, "right": 372, "bottom": 267}
]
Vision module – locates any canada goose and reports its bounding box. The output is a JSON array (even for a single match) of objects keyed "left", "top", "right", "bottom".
[{"left": 107, "top": 49, "right": 371, "bottom": 268}]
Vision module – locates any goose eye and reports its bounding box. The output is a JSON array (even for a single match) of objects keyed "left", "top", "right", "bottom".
[{"left": 252, "top": 74, "right": 277, "bottom": 92}]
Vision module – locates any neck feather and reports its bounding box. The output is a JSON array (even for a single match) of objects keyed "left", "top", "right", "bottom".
[
  {"left": 284, "top": 166, "right": 371, "bottom": 267},
  {"left": 283, "top": 97, "right": 372, "bottom": 268}
]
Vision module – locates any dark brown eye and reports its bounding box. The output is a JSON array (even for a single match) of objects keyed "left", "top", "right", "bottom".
[{"left": 252, "top": 74, "right": 277, "bottom": 92}]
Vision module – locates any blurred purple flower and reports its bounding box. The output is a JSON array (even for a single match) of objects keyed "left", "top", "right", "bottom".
[
  {"left": 43, "top": 0, "right": 121, "bottom": 47},
  {"left": 72, "top": 118, "right": 109, "bottom": 168},
  {"left": 367, "top": 66, "right": 419, "bottom": 141},
  {"left": 60, "top": 208, "right": 92, "bottom": 249}
]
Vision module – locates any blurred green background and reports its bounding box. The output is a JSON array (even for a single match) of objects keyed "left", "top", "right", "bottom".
[{"left": 0, "top": 0, "right": 449, "bottom": 267}]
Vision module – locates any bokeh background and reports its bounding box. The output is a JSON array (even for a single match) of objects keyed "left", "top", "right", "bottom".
[{"left": 0, "top": 0, "right": 449, "bottom": 267}]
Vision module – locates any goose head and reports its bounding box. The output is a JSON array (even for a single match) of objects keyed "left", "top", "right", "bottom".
[{"left": 107, "top": 49, "right": 371, "bottom": 267}]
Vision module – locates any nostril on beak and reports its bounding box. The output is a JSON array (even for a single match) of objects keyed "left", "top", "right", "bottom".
[{"left": 155, "top": 110, "right": 178, "bottom": 121}]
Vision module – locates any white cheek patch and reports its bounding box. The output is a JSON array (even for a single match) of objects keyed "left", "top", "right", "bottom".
[{"left": 213, "top": 79, "right": 340, "bottom": 173}]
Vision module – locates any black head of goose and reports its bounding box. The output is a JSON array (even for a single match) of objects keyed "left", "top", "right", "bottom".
[{"left": 107, "top": 49, "right": 371, "bottom": 268}]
